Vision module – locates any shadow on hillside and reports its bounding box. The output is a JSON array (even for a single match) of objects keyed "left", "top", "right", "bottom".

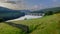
[{"left": 3, "top": 22, "right": 29, "bottom": 33}]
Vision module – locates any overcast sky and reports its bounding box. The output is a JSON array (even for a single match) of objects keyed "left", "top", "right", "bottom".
[{"left": 0, "top": 0, "right": 60, "bottom": 10}]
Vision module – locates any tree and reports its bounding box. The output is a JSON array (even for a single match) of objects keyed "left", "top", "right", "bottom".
[
  {"left": 24, "top": 18, "right": 27, "bottom": 20},
  {"left": 55, "top": 10, "right": 60, "bottom": 14},
  {"left": 45, "top": 11, "right": 53, "bottom": 16},
  {"left": 0, "top": 18, "right": 4, "bottom": 22}
]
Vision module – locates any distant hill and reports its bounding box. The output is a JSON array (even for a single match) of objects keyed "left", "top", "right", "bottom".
[
  {"left": 31, "top": 7, "right": 60, "bottom": 13},
  {"left": 0, "top": 7, "right": 25, "bottom": 21},
  {"left": 20, "top": 10, "right": 31, "bottom": 15},
  {"left": 42, "top": 7, "right": 60, "bottom": 13},
  {"left": 20, "top": 10, "right": 31, "bottom": 13}
]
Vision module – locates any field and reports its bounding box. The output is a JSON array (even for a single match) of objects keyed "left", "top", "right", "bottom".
[{"left": 0, "top": 13, "right": 60, "bottom": 34}]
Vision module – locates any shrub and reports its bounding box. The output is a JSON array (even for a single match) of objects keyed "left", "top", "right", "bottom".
[
  {"left": 24, "top": 18, "right": 27, "bottom": 20},
  {"left": 0, "top": 18, "right": 4, "bottom": 22},
  {"left": 45, "top": 11, "right": 53, "bottom": 16},
  {"left": 55, "top": 11, "right": 60, "bottom": 14}
]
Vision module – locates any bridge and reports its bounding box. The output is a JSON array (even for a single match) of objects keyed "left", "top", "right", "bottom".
[{"left": 25, "top": 13, "right": 44, "bottom": 16}]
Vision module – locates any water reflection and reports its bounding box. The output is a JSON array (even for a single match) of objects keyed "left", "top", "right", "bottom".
[{"left": 6, "top": 15, "right": 42, "bottom": 22}]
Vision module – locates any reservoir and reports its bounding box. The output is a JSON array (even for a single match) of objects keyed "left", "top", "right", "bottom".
[{"left": 6, "top": 15, "right": 42, "bottom": 22}]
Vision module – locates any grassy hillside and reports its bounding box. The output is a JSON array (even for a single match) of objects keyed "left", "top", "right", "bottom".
[
  {"left": 0, "top": 23, "right": 26, "bottom": 34},
  {"left": 0, "top": 13, "right": 60, "bottom": 34},
  {"left": 0, "top": 7, "right": 25, "bottom": 22}
]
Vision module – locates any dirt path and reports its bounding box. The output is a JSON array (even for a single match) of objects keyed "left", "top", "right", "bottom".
[{"left": 4, "top": 22, "right": 29, "bottom": 34}]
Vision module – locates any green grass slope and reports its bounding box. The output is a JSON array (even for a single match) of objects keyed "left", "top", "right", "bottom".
[
  {"left": 0, "top": 23, "right": 26, "bottom": 34},
  {"left": 13, "top": 13, "right": 60, "bottom": 34},
  {"left": 0, "top": 13, "right": 60, "bottom": 34}
]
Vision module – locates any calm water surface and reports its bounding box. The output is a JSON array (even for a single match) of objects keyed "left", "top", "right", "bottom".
[{"left": 6, "top": 15, "right": 42, "bottom": 22}]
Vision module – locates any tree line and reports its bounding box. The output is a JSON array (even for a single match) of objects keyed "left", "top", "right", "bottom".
[{"left": 44, "top": 10, "right": 60, "bottom": 16}]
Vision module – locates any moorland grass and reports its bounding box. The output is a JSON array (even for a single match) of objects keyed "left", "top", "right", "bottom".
[{"left": 0, "top": 13, "right": 60, "bottom": 34}]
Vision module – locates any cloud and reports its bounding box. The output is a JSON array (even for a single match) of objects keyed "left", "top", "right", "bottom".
[
  {"left": 0, "top": 0, "right": 5, "bottom": 2},
  {"left": 0, "top": 0, "right": 28, "bottom": 10},
  {"left": 0, "top": 0, "right": 59, "bottom": 10},
  {"left": 52, "top": 0, "right": 57, "bottom": 2},
  {"left": 31, "top": 4, "right": 44, "bottom": 10},
  {"left": 0, "top": 0, "right": 25, "bottom": 4},
  {"left": 33, "top": 5, "right": 38, "bottom": 9},
  {"left": 0, "top": 2, "right": 20, "bottom": 10},
  {"left": 50, "top": 0, "right": 60, "bottom": 7},
  {"left": 0, "top": 0, "right": 17, "bottom": 4}
]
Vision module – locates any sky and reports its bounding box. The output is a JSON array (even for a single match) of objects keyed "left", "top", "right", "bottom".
[{"left": 0, "top": 0, "right": 60, "bottom": 10}]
